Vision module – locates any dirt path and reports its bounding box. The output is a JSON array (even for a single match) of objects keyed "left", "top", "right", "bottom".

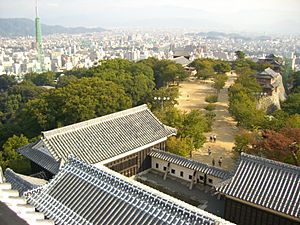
[{"left": 176, "top": 73, "right": 239, "bottom": 170}]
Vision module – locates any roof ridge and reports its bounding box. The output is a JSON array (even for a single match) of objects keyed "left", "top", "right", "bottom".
[
  {"left": 42, "top": 104, "right": 149, "bottom": 139},
  {"left": 241, "top": 153, "right": 300, "bottom": 172},
  {"left": 5, "top": 168, "right": 34, "bottom": 187}
]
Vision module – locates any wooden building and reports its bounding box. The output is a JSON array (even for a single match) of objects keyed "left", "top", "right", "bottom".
[
  {"left": 217, "top": 153, "right": 300, "bottom": 225},
  {"left": 18, "top": 105, "right": 176, "bottom": 177}
]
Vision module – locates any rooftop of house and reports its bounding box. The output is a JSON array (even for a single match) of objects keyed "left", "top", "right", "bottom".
[
  {"left": 4, "top": 168, "right": 47, "bottom": 195},
  {"left": 24, "top": 156, "right": 234, "bottom": 225},
  {"left": 18, "top": 104, "right": 177, "bottom": 170},
  {"left": 217, "top": 153, "right": 300, "bottom": 220}
]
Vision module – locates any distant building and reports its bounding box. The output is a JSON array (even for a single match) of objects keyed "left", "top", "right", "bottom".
[
  {"left": 217, "top": 153, "right": 300, "bottom": 225},
  {"left": 18, "top": 105, "right": 176, "bottom": 178},
  {"left": 258, "top": 54, "right": 283, "bottom": 72},
  {"left": 256, "top": 68, "right": 282, "bottom": 97},
  {"left": 256, "top": 68, "right": 287, "bottom": 112},
  {"left": 256, "top": 67, "right": 287, "bottom": 100}
]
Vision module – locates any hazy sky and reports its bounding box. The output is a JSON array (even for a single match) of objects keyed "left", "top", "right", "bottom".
[{"left": 1, "top": 0, "right": 300, "bottom": 33}]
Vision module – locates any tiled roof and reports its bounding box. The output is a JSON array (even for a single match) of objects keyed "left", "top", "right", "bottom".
[
  {"left": 24, "top": 156, "right": 234, "bottom": 225},
  {"left": 257, "top": 68, "right": 279, "bottom": 79},
  {"left": 172, "top": 56, "right": 192, "bottom": 66},
  {"left": 217, "top": 153, "right": 300, "bottom": 220},
  {"left": 150, "top": 149, "right": 232, "bottom": 180},
  {"left": 17, "top": 143, "right": 60, "bottom": 174},
  {"left": 4, "top": 169, "right": 47, "bottom": 195},
  {"left": 39, "top": 104, "right": 176, "bottom": 164}
]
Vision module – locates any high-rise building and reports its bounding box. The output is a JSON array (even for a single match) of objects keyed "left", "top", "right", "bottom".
[{"left": 35, "top": 0, "right": 44, "bottom": 72}]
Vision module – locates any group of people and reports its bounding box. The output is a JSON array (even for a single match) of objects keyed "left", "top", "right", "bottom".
[
  {"left": 209, "top": 134, "right": 217, "bottom": 142},
  {"left": 208, "top": 134, "right": 222, "bottom": 166},
  {"left": 211, "top": 157, "right": 222, "bottom": 167},
  {"left": 208, "top": 145, "right": 222, "bottom": 167}
]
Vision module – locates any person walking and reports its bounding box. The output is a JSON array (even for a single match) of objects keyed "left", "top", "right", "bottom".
[
  {"left": 218, "top": 157, "right": 222, "bottom": 167},
  {"left": 212, "top": 158, "right": 215, "bottom": 166},
  {"left": 208, "top": 146, "right": 212, "bottom": 155},
  {"left": 209, "top": 135, "right": 213, "bottom": 142},
  {"left": 213, "top": 134, "right": 217, "bottom": 143}
]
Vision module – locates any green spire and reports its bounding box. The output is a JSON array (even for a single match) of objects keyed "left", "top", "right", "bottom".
[{"left": 35, "top": 0, "right": 44, "bottom": 72}]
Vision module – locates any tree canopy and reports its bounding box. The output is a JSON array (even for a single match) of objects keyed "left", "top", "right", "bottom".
[
  {"left": 282, "top": 93, "right": 300, "bottom": 115},
  {"left": 20, "top": 77, "right": 132, "bottom": 134}
]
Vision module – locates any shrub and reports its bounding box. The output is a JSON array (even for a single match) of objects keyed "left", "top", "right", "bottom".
[
  {"left": 204, "top": 103, "right": 216, "bottom": 111},
  {"left": 205, "top": 95, "right": 218, "bottom": 103},
  {"left": 205, "top": 112, "right": 216, "bottom": 131}
]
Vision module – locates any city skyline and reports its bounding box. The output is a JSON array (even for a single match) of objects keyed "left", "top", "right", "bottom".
[{"left": 0, "top": 0, "right": 300, "bottom": 34}]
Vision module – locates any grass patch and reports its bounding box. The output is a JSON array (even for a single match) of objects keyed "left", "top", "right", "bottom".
[
  {"left": 204, "top": 103, "right": 216, "bottom": 111},
  {"left": 205, "top": 95, "right": 218, "bottom": 103}
]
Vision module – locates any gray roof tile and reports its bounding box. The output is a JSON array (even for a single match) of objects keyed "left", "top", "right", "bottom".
[
  {"left": 17, "top": 143, "right": 60, "bottom": 174},
  {"left": 24, "top": 156, "right": 233, "bottom": 225},
  {"left": 217, "top": 153, "right": 300, "bottom": 219},
  {"left": 4, "top": 168, "right": 47, "bottom": 195},
  {"left": 18, "top": 105, "right": 176, "bottom": 168}
]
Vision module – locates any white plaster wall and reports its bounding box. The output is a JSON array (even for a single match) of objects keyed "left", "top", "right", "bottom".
[
  {"left": 206, "top": 174, "right": 222, "bottom": 186},
  {"left": 169, "top": 163, "right": 194, "bottom": 181},
  {"left": 152, "top": 158, "right": 168, "bottom": 172},
  {"left": 151, "top": 157, "right": 223, "bottom": 187}
]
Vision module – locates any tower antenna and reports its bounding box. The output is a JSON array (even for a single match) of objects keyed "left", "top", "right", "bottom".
[{"left": 35, "top": 0, "right": 39, "bottom": 17}]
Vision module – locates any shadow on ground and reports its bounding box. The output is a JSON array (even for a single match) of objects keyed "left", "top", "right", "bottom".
[{"left": 135, "top": 169, "right": 225, "bottom": 217}]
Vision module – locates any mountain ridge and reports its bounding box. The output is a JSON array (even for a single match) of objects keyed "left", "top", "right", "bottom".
[{"left": 0, "top": 18, "right": 106, "bottom": 37}]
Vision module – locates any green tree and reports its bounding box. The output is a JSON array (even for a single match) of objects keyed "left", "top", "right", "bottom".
[
  {"left": 166, "top": 136, "right": 194, "bottom": 157},
  {"left": 291, "top": 71, "right": 300, "bottom": 92},
  {"left": 154, "top": 107, "right": 183, "bottom": 129},
  {"left": 0, "top": 75, "right": 17, "bottom": 91},
  {"left": 213, "top": 74, "right": 228, "bottom": 94},
  {"left": 0, "top": 81, "right": 47, "bottom": 124},
  {"left": 285, "top": 114, "right": 300, "bottom": 128},
  {"left": 56, "top": 75, "right": 78, "bottom": 88},
  {"left": 24, "top": 72, "right": 56, "bottom": 86},
  {"left": 20, "top": 78, "right": 132, "bottom": 133},
  {"left": 181, "top": 110, "right": 209, "bottom": 148},
  {"left": 229, "top": 92, "right": 266, "bottom": 129},
  {"left": 234, "top": 131, "right": 258, "bottom": 153},
  {"left": 0, "top": 134, "right": 31, "bottom": 174},
  {"left": 213, "top": 62, "right": 231, "bottom": 74},
  {"left": 261, "top": 110, "right": 289, "bottom": 131},
  {"left": 190, "top": 59, "right": 215, "bottom": 80},
  {"left": 2, "top": 134, "right": 28, "bottom": 161},
  {"left": 282, "top": 93, "right": 300, "bottom": 115},
  {"left": 235, "top": 50, "right": 246, "bottom": 60}
]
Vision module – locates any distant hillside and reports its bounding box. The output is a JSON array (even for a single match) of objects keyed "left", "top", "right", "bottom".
[{"left": 0, "top": 18, "right": 106, "bottom": 37}]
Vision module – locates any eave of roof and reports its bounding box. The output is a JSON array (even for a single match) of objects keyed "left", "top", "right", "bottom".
[
  {"left": 4, "top": 168, "right": 47, "bottom": 195},
  {"left": 17, "top": 143, "right": 60, "bottom": 174}
]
